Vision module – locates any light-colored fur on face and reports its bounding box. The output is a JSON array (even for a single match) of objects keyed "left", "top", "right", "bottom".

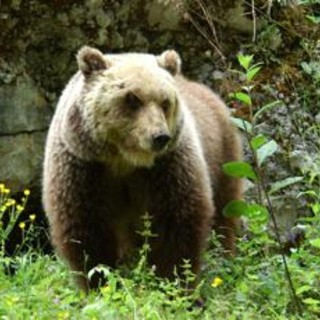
[{"left": 77, "top": 54, "right": 182, "bottom": 171}]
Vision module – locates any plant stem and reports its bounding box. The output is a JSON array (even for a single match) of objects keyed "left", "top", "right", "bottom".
[{"left": 247, "top": 130, "right": 303, "bottom": 316}]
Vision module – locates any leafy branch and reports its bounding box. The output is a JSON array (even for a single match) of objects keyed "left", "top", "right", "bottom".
[{"left": 224, "top": 53, "right": 303, "bottom": 316}]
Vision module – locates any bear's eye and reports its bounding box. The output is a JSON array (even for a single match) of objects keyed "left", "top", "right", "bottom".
[
  {"left": 125, "top": 92, "right": 142, "bottom": 110},
  {"left": 161, "top": 99, "right": 171, "bottom": 113}
]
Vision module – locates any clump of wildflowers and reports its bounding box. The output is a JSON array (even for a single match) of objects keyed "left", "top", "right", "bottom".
[{"left": 0, "top": 183, "right": 33, "bottom": 256}]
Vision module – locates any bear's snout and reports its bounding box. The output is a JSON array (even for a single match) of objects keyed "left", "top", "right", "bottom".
[{"left": 151, "top": 133, "right": 171, "bottom": 151}]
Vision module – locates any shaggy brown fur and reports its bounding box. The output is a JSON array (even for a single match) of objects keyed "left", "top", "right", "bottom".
[{"left": 43, "top": 46, "right": 242, "bottom": 291}]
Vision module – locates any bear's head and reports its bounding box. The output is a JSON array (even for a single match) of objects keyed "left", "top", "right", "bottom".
[{"left": 75, "top": 46, "right": 183, "bottom": 171}]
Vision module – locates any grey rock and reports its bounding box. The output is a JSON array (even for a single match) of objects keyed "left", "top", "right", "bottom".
[
  {"left": 0, "top": 68, "right": 52, "bottom": 192},
  {"left": 0, "top": 132, "right": 47, "bottom": 192},
  {"left": 212, "top": 70, "right": 225, "bottom": 80},
  {"left": 268, "top": 195, "right": 300, "bottom": 242},
  {"left": 0, "top": 75, "right": 52, "bottom": 134}
]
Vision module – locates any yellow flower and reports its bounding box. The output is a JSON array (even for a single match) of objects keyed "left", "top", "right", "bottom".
[
  {"left": 24, "top": 189, "right": 30, "bottom": 196},
  {"left": 211, "top": 277, "right": 223, "bottom": 288},
  {"left": 57, "top": 311, "right": 70, "bottom": 320},
  {"left": 0, "top": 183, "right": 5, "bottom": 191},
  {"left": 29, "top": 214, "right": 36, "bottom": 221},
  {"left": 16, "top": 205, "right": 24, "bottom": 212},
  {"left": 3, "top": 188, "right": 10, "bottom": 194},
  {"left": 5, "top": 199, "right": 16, "bottom": 207},
  {"left": 100, "top": 285, "right": 111, "bottom": 295},
  {"left": 19, "top": 222, "right": 26, "bottom": 230},
  {"left": 5, "top": 296, "right": 19, "bottom": 306}
]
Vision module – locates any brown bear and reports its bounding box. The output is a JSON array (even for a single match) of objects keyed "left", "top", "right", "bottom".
[{"left": 42, "top": 46, "right": 242, "bottom": 291}]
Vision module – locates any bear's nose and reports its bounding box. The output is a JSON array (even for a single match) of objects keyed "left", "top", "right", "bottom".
[{"left": 152, "top": 133, "right": 171, "bottom": 151}]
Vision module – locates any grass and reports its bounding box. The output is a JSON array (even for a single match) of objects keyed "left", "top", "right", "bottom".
[
  {"left": 0, "top": 254, "right": 91, "bottom": 319},
  {"left": 1, "top": 221, "right": 320, "bottom": 319}
]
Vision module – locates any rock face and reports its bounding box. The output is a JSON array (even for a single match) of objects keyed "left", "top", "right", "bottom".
[{"left": 0, "top": 73, "right": 52, "bottom": 191}]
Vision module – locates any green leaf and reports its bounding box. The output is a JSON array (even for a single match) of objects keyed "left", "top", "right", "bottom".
[
  {"left": 297, "top": 190, "right": 317, "bottom": 198},
  {"left": 257, "top": 140, "right": 278, "bottom": 166},
  {"left": 311, "top": 203, "right": 320, "bottom": 215},
  {"left": 224, "top": 201, "right": 268, "bottom": 220},
  {"left": 253, "top": 100, "right": 281, "bottom": 123},
  {"left": 306, "top": 15, "right": 320, "bottom": 24},
  {"left": 230, "top": 117, "right": 252, "bottom": 134},
  {"left": 296, "top": 285, "right": 312, "bottom": 295},
  {"left": 237, "top": 54, "right": 254, "bottom": 71},
  {"left": 223, "top": 161, "right": 257, "bottom": 181},
  {"left": 230, "top": 92, "right": 252, "bottom": 106},
  {"left": 246, "top": 204, "right": 269, "bottom": 220},
  {"left": 310, "top": 238, "right": 320, "bottom": 249},
  {"left": 303, "top": 297, "right": 320, "bottom": 305},
  {"left": 301, "top": 61, "right": 313, "bottom": 75},
  {"left": 269, "top": 176, "right": 304, "bottom": 195},
  {"left": 247, "top": 66, "right": 261, "bottom": 81},
  {"left": 223, "top": 200, "right": 248, "bottom": 218},
  {"left": 250, "top": 134, "right": 268, "bottom": 151}
]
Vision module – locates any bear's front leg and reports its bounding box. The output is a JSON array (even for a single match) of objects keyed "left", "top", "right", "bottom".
[
  {"left": 147, "top": 148, "right": 214, "bottom": 281},
  {"left": 44, "top": 151, "right": 118, "bottom": 291},
  {"left": 55, "top": 221, "right": 118, "bottom": 291}
]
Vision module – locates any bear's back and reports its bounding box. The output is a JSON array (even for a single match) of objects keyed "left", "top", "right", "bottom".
[{"left": 175, "top": 75, "right": 242, "bottom": 188}]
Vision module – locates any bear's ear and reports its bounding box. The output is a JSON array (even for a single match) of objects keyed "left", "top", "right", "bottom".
[
  {"left": 77, "top": 46, "right": 110, "bottom": 77},
  {"left": 157, "top": 50, "right": 181, "bottom": 76}
]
